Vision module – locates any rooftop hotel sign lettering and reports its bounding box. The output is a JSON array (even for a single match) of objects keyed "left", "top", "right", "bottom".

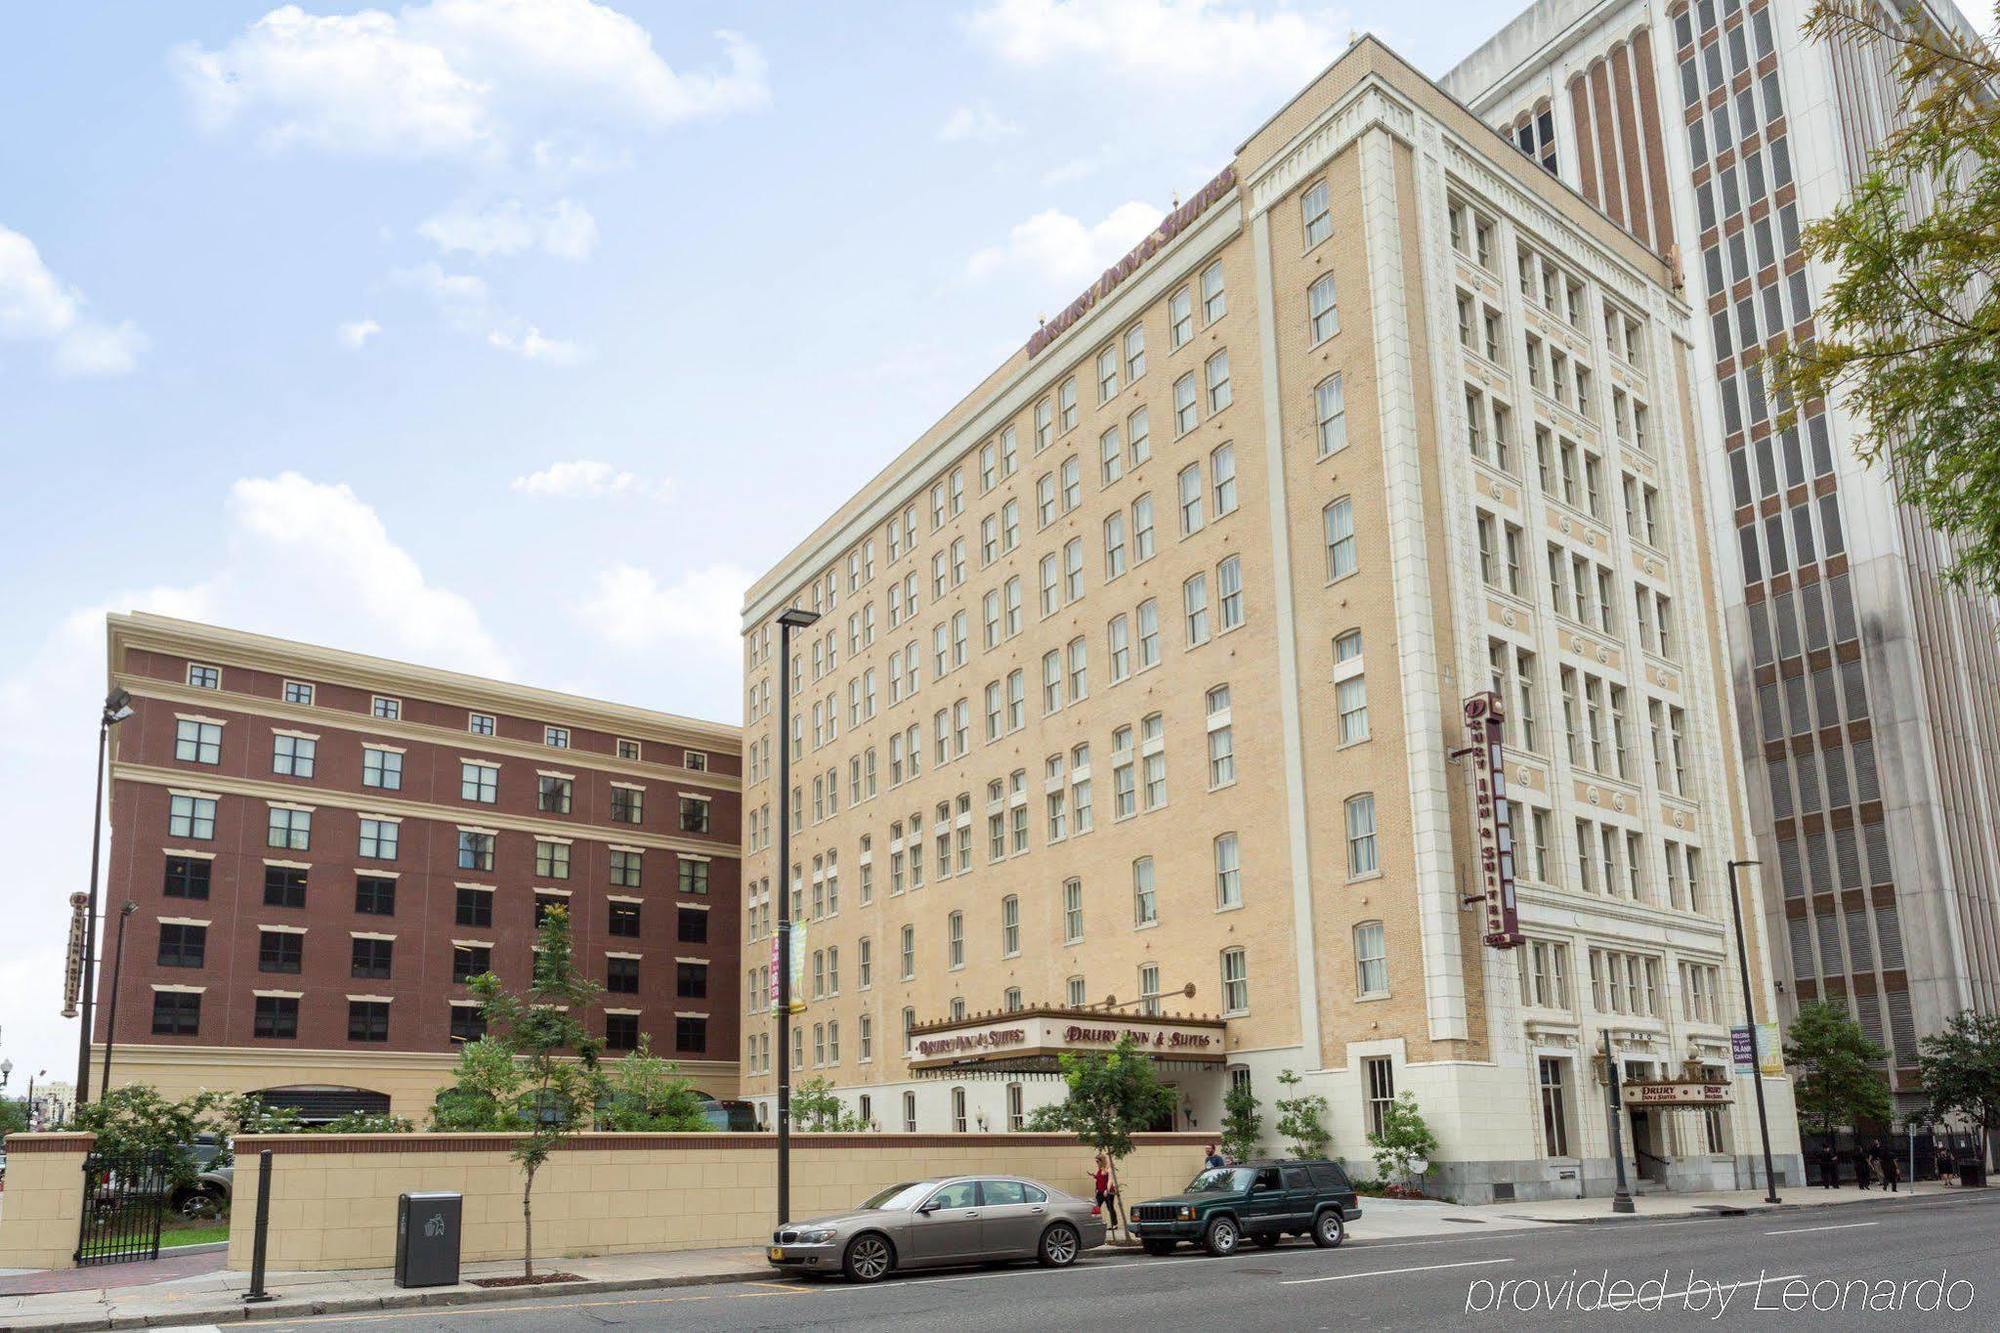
[
  {"left": 1464, "top": 692, "right": 1524, "bottom": 949},
  {"left": 1026, "top": 165, "right": 1237, "bottom": 358}
]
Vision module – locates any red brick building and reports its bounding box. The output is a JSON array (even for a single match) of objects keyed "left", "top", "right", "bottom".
[{"left": 94, "top": 613, "right": 740, "bottom": 1121}]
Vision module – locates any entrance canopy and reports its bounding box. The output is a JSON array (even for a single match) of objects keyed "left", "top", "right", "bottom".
[{"left": 905, "top": 1007, "right": 1227, "bottom": 1080}]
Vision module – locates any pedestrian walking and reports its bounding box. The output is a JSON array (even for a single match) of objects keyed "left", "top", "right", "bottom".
[
  {"left": 1203, "top": 1142, "right": 1225, "bottom": 1171},
  {"left": 1090, "top": 1154, "right": 1122, "bottom": 1231},
  {"left": 1819, "top": 1145, "right": 1841, "bottom": 1189},
  {"left": 1853, "top": 1144, "right": 1874, "bottom": 1190},
  {"left": 1878, "top": 1142, "right": 1900, "bottom": 1193},
  {"left": 1937, "top": 1145, "right": 1955, "bottom": 1186}
]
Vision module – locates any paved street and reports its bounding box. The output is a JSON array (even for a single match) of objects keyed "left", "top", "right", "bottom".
[{"left": 261, "top": 1189, "right": 2000, "bottom": 1332}]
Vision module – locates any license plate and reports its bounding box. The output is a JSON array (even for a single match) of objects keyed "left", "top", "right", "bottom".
[{"left": 768, "top": 1247, "right": 785, "bottom": 1261}]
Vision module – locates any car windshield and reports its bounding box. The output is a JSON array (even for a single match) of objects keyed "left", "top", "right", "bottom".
[
  {"left": 859, "top": 1181, "right": 936, "bottom": 1211},
  {"left": 1185, "top": 1167, "right": 1253, "bottom": 1193}
]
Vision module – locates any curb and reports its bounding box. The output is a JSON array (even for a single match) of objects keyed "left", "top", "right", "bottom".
[
  {"left": 1496, "top": 1186, "right": 1970, "bottom": 1227},
  {"left": 15, "top": 1266, "right": 774, "bottom": 1331}
]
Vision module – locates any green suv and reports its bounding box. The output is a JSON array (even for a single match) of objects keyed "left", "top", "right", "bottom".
[{"left": 1128, "top": 1160, "right": 1361, "bottom": 1256}]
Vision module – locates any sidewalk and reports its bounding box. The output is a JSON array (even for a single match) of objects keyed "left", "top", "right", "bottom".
[{"left": 0, "top": 1182, "right": 1968, "bottom": 1330}]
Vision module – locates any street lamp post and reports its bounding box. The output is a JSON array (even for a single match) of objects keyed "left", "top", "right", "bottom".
[
  {"left": 773, "top": 606, "right": 820, "bottom": 1227},
  {"left": 74, "top": 688, "right": 134, "bottom": 1109},
  {"left": 99, "top": 902, "right": 138, "bottom": 1096},
  {"left": 1603, "top": 1030, "right": 1636, "bottom": 1214},
  {"left": 1727, "top": 859, "right": 1782, "bottom": 1204}
]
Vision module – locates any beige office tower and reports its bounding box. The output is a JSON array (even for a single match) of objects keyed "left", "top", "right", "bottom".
[
  {"left": 739, "top": 36, "right": 1800, "bottom": 1201},
  {"left": 1446, "top": 0, "right": 2000, "bottom": 1125}
]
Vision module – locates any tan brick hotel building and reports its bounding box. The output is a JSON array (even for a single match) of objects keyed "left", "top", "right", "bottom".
[{"left": 737, "top": 38, "right": 1802, "bottom": 1200}]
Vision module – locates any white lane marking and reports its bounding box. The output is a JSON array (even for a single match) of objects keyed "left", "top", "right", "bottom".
[
  {"left": 1281, "top": 1256, "right": 1516, "bottom": 1285},
  {"left": 1646, "top": 1272, "right": 1805, "bottom": 1305},
  {"left": 1764, "top": 1220, "right": 1879, "bottom": 1236}
]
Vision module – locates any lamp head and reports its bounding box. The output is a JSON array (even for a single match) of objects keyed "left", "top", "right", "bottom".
[{"left": 777, "top": 608, "right": 822, "bottom": 630}]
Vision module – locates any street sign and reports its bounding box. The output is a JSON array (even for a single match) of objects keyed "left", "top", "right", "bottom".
[
  {"left": 62, "top": 891, "right": 88, "bottom": 1018},
  {"left": 1463, "top": 692, "right": 1522, "bottom": 948}
]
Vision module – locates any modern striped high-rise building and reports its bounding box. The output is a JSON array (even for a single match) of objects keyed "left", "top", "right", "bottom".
[
  {"left": 737, "top": 35, "right": 1802, "bottom": 1201},
  {"left": 1446, "top": 0, "right": 2000, "bottom": 1120}
]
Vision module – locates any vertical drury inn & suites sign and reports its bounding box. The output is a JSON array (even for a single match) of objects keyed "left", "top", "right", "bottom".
[
  {"left": 1464, "top": 692, "right": 1523, "bottom": 948},
  {"left": 1025, "top": 165, "right": 1238, "bottom": 358}
]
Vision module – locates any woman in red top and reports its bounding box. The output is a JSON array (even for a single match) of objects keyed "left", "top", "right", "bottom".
[{"left": 1090, "top": 1154, "right": 1121, "bottom": 1230}]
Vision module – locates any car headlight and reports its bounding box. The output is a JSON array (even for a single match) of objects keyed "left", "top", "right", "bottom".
[
  {"left": 1176, "top": 1206, "right": 1195, "bottom": 1220},
  {"left": 797, "top": 1227, "right": 838, "bottom": 1244}
]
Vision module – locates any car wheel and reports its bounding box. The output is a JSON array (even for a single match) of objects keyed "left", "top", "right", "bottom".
[
  {"left": 1202, "top": 1216, "right": 1239, "bottom": 1257},
  {"left": 843, "top": 1232, "right": 895, "bottom": 1283},
  {"left": 177, "top": 1187, "right": 224, "bottom": 1222},
  {"left": 1142, "top": 1239, "right": 1176, "bottom": 1256},
  {"left": 1311, "top": 1210, "right": 1346, "bottom": 1248},
  {"left": 1252, "top": 1232, "right": 1280, "bottom": 1249},
  {"left": 1038, "top": 1222, "right": 1081, "bottom": 1268}
]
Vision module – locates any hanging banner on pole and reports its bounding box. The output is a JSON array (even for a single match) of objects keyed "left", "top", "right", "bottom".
[
  {"left": 1464, "top": 692, "right": 1523, "bottom": 948},
  {"left": 788, "top": 922, "right": 807, "bottom": 1014}
]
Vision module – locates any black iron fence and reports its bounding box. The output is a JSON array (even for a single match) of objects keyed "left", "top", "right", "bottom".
[
  {"left": 75, "top": 1147, "right": 169, "bottom": 1266},
  {"left": 1801, "top": 1131, "right": 1989, "bottom": 1185}
]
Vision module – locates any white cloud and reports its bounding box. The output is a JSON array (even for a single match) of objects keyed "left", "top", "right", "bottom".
[
  {"left": 0, "top": 224, "right": 146, "bottom": 376},
  {"left": 1040, "top": 156, "right": 1098, "bottom": 187},
  {"left": 486, "top": 324, "right": 586, "bottom": 363},
  {"left": 578, "top": 562, "right": 750, "bottom": 655},
  {"left": 510, "top": 458, "right": 669, "bottom": 499},
  {"left": 938, "top": 104, "right": 1020, "bottom": 143},
  {"left": 174, "top": 1, "right": 770, "bottom": 162},
  {"left": 967, "top": 0, "right": 1348, "bottom": 83},
  {"left": 337, "top": 317, "right": 383, "bottom": 347},
  {"left": 0, "top": 473, "right": 507, "bottom": 1090},
  {"left": 966, "top": 200, "right": 1164, "bottom": 287},
  {"left": 417, "top": 197, "right": 599, "bottom": 260}
]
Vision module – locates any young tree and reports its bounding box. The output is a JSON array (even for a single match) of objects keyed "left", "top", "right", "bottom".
[
  {"left": 0, "top": 1098, "right": 29, "bottom": 1136},
  {"left": 1272, "top": 1069, "right": 1331, "bottom": 1160},
  {"left": 1366, "top": 1093, "right": 1439, "bottom": 1190},
  {"left": 1917, "top": 1010, "right": 2000, "bottom": 1171},
  {"left": 1769, "top": 4, "right": 2000, "bottom": 596},
  {"left": 1023, "top": 1034, "right": 1175, "bottom": 1232},
  {"left": 600, "top": 1038, "right": 712, "bottom": 1132},
  {"left": 790, "top": 1076, "right": 870, "bottom": 1131},
  {"left": 1219, "top": 1079, "right": 1263, "bottom": 1163},
  {"left": 431, "top": 1037, "right": 530, "bottom": 1131},
  {"left": 1784, "top": 1000, "right": 1892, "bottom": 1138},
  {"left": 73, "top": 1086, "right": 241, "bottom": 1186},
  {"left": 457, "top": 906, "right": 610, "bottom": 1280}
]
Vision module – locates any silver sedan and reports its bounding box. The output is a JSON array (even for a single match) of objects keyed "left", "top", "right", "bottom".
[{"left": 767, "top": 1175, "right": 1107, "bottom": 1282}]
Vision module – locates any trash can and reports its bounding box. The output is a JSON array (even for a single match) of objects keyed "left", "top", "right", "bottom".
[{"left": 395, "top": 1192, "right": 462, "bottom": 1288}]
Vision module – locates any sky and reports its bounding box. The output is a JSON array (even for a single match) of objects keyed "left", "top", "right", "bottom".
[{"left": 1, "top": 0, "right": 1985, "bottom": 1098}]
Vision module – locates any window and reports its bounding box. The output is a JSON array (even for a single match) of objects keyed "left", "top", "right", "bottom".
[
  {"left": 535, "top": 839, "right": 571, "bottom": 879},
  {"left": 1169, "top": 285, "right": 1193, "bottom": 346},
  {"left": 174, "top": 719, "right": 222, "bottom": 765},
  {"left": 544, "top": 726, "right": 570, "bottom": 749},
  {"left": 1206, "top": 350, "right": 1232, "bottom": 412},
  {"left": 457, "top": 830, "right": 494, "bottom": 872},
  {"left": 1064, "top": 878, "right": 1084, "bottom": 943},
  {"left": 1217, "top": 556, "right": 1243, "bottom": 630},
  {"left": 359, "top": 817, "right": 398, "bottom": 860},
  {"left": 1141, "top": 713, "right": 1166, "bottom": 809},
  {"left": 1315, "top": 375, "right": 1347, "bottom": 455},
  {"left": 1124, "top": 323, "right": 1146, "bottom": 380},
  {"left": 1221, "top": 947, "right": 1249, "bottom": 1013},
  {"left": 450, "top": 886, "right": 493, "bottom": 931},
  {"left": 1538, "top": 1057, "right": 1570, "bottom": 1157},
  {"left": 1214, "top": 833, "right": 1241, "bottom": 909},
  {"left": 609, "top": 848, "right": 643, "bottom": 888},
  {"left": 1059, "top": 375, "right": 1079, "bottom": 432},
  {"left": 168, "top": 794, "right": 216, "bottom": 840},
  {"left": 1109, "top": 614, "right": 1131, "bottom": 682},
  {"left": 680, "top": 796, "right": 711, "bottom": 833},
  {"left": 1355, "top": 921, "right": 1388, "bottom": 995},
  {"left": 1137, "top": 599, "right": 1160, "bottom": 668},
  {"left": 355, "top": 876, "right": 395, "bottom": 915},
  {"left": 258, "top": 929, "right": 303, "bottom": 973},
  {"left": 947, "top": 910, "right": 965, "bottom": 969},
  {"left": 901, "top": 924, "right": 916, "bottom": 980},
  {"left": 187, "top": 663, "right": 220, "bottom": 689},
  {"left": 371, "top": 696, "right": 400, "bottom": 721},
  {"left": 283, "top": 680, "right": 314, "bottom": 705},
  {"left": 1184, "top": 573, "right": 1210, "bottom": 646},
  {"left": 1345, "top": 793, "right": 1377, "bottom": 876},
  {"left": 158, "top": 922, "right": 205, "bottom": 968},
  {"left": 253, "top": 995, "right": 297, "bottom": 1040},
  {"left": 346, "top": 999, "right": 389, "bottom": 1043},
  {"left": 608, "top": 899, "right": 640, "bottom": 937},
  {"left": 1308, "top": 274, "right": 1338, "bottom": 342},
  {"left": 1206, "top": 685, "right": 1234, "bottom": 788},
  {"left": 461, "top": 762, "right": 497, "bottom": 803},
  {"left": 610, "top": 786, "right": 643, "bottom": 824},
  {"left": 467, "top": 712, "right": 495, "bottom": 736},
  {"left": 1139, "top": 963, "right": 1162, "bottom": 1015},
  {"left": 271, "top": 733, "right": 315, "bottom": 778},
  {"left": 1002, "top": 895, "right": 1020, "bottom": 956},
  {"left": 676, "top": 961, "right": 708, "bottom": 999},
  {"left": 1103, "top": 512, "right": 1128, "bottom": 580},
  {"left": 362, "top": 747, "right": 402, "bottom": 790},
  {"left": 1097, "top": 345, "right": 1119, "bottom": 402},
  {"left": 1067, "top": 976, "right": 1088, "bottom": 1007},
  {"left": 1133, "top": 856, "right": 1157, "bottom": 925},
  {"left": 351, "top": 936, "right": 393, "bottom": 980},
  {"left": 1200, "top": 261, "right": 1226, "bottom": 322},
  {"left": 538, "top": 775, "right": 572, "bottom": 814},
  {"left": 1301, "top": 179, "right": 1331, "bottom": 247},
  {"left": 267, "top": 806, "right": 311, "bottom": 851},
  {"left": 1324, "top": 498, "right": 1356, "bottom": 579},
  {"left": 1211, "top": 443, "right": 1236, "bottom": 516},
  {"left": 163, "top": 855, "right": 210, "bottom": 899},
  {"left": 1174, "top": 372, "right": 1198, "bottom": 435},
  {"left": 1363, "top": 1057, "right": 1395, "bottom": 1138},
  {"left": 152, "top": 990, "right": 201, "bottom": 1035},
  {"left": 679, "top": 858, "right": 710, "bottom": 895},
  {"left": 263, "top": 865, "right": 306, "bottom": 908},
  {"left": 675, "top": 1016, "right": 708, "bottom": 1054}
]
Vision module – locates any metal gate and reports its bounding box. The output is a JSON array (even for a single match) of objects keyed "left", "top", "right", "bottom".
[{"left": 75, "top": 1148, "right": 169, "bottom": 1266}]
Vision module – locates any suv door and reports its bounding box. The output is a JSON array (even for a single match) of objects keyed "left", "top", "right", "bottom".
[
  {"left": 908, "top": 1180, "right": 987, "bottom": 1263},
  {"left": 975, "top": 1179, "right": 1045, "bottom": 1256},
  {"left": 1279, "top": 1164, "right": 1314, "bottom": 1232},
  {"left": 1242, "top": 1165, "right": 1287, "bottom": 1235}
]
